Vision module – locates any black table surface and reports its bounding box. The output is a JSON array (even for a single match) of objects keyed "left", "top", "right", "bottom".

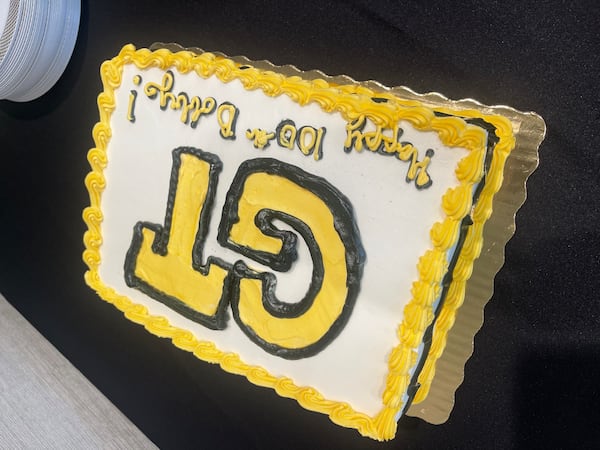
[{"left": 1, "top": 1, "right": 598, "bottom": 448}]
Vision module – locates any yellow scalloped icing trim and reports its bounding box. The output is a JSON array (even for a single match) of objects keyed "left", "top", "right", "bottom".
[{"left": 83, "top": 44, "right": 515, "bottom": 440}]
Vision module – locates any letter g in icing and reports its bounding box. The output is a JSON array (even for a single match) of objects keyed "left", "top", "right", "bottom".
[{"left": 218, "top": 159, "right": 365, "bottom": 359}]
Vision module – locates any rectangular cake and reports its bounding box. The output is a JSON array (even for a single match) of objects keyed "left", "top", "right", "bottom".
[{"left": 83, "top": 44, "right": 543, "bottom": 440}]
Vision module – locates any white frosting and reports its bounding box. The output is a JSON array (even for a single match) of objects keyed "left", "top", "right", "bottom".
[{"left": 98, "top": 64, "right": 470, "bottom": 416}]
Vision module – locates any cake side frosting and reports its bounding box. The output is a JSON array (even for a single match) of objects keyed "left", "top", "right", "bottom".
[
  {"left": 83, "top": 44, "right": 515, "bottom": 440},
  {"left": 410, "top": 112, "right": 515, "bottom": 405}
]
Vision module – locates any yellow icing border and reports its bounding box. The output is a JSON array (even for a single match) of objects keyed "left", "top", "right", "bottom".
[{"left": 83, "top": 44, "right": 515, "bottom": 440}]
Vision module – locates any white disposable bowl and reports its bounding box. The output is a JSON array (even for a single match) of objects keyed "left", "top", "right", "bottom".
[{"left": 0, "top": 0, "right": 80, "bottom": 102}]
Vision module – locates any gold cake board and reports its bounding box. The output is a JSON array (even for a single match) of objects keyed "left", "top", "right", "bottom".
[{"left": 398, "top": 94, "right": 545, "bottom": 422}]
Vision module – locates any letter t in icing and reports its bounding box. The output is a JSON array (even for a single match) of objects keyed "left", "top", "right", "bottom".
[{"left": 124, "top": 147, "right": 230, "bottom": 329}]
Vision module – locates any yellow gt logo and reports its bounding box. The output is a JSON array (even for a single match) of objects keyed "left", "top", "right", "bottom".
[{"left": 125, "top": 147, "right": 365, "bottom": 359}]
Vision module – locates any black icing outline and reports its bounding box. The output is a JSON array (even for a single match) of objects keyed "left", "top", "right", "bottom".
[
  {"left": 231, "top": 209, "right": 324, "bottom": 317},
  {"left": 400, "top": 115, "right": 498, "bottom": 416},
  {"left": 217, "top": 158, "right": 365, "bottom": 359},
  {"left": 371, "top": 97, "right": 388, "bottom": 103},
  {"left": 124, "top": 147, "right": 231, "bottom": 330}
]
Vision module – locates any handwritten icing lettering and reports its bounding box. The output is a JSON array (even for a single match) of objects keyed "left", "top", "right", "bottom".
[
  {"left": 143, "top": 70, "right": 176, "bottom": 109},
  {"left": 273, "top": 119, "right": 326, "bottom": 160},
  {"left": 126, "top": 75, "right": 143, "bottom": 123},
  {"left": 276, "top": 119, "right": 296, "bottom": 149},
  {"left": 177, "top": 93, "right": 216, "bottom": 128},
  {"left": 404, "top": 148, "right": 434, "bottom": 188},
  {"left": 141, "top": 70, "right": 220, "bottom": 129},
  {"left": 344, "top": 115, "right": 434, "bottom": 189},
  {"left": 216, "top": 102, "right": 239, "bottom": 139},
  {"left": 129, "top": 71, "right": 431, "bottom": 188},
  {"left": 297, "top": 126, "right": 326, "bottom": 161},
  {"left": 246, "top": 128, "right": 276, "bottom": 149},
  {"left": 125, "top": 148, "right": 364, "bottom": 359},
  {"left": 127, "top": 89, "right": 138, "bottom": 122}
]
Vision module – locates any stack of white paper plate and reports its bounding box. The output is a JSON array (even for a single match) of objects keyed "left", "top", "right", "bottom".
[{"left": 0, "top": 0, "right": 80, "bottom": 102}]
